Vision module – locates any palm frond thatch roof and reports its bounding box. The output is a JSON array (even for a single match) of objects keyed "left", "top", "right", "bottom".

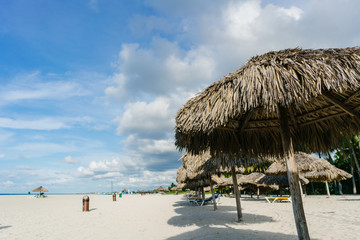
[
  {"left": 237, "top": 172, "right": 265, "bottom": 185},
  {"left": 266, "top": 152, "right": 333, "bottom": 176},
  {"left": 211, "top": 174, "right": 233, "bottom": 187},
  {"left": 175, "top": 47, "right": 360, "bottom": 157},
  {"left": 155, "top": 186, "right": 169, "bottom": 192},
  {"left": 181, "top": 150, "right": 270, "bottom": 181},
  {"left": 257, "top": 175, "right": 309, "bottom": 188},
  {"left": 302, "top": 165, "right": 352, "bottom": 182},
  {"left": 176, "top": 166, "right": 187, "bottom": 184},
  {"left": 265, "top": 152, "right": 352, "bottom": 182},
  {"left": 237, "top": 172, "right": 278, "bottom": 192},
  {"left": 32, "top": 186, "right": 48, "bottom": 192}
]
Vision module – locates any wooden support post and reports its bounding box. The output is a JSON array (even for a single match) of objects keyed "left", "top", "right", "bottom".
[
  {"left": 299, "top": 180, "right": 304, "bottom": 197},
  {"left": 278, "top": 105, "right": 310, "bottom": 240},
  {"left": 337, "top": 181, "right": 343, "bottom": 195},
  {"left": 231, "top": 166, "right": 242, "bottom": 222},
  {"left": 201, "top": 187, "right": 205, "bottom": 200},
  {"left": 209, "top": 177, "right": 217, "bottom": 211},
  {"left": 349, "top": 137, "right": 360, "bottom": 178},
  {"left": 351, "top": 160, "right": 357, "bottom": 194},
  {"left": 325, "top": 181, "right": 330, "bottom": 198},
  {"left": 303, "top": 183, "right": 307, "bottom": 197},
  {"left": 257, "top": 187, "right": 260, "bottom": 199}
]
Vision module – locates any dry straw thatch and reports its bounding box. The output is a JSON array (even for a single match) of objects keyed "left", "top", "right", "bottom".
[
  {"left": 155, "top": 186, "right": 169, "bottom": 192},
  {"left": 181, "top": 150, "right": 266, "bottom": 180},
  {"left": 265, "top": 152, "right": 352, "bottom": 182},
  {"left": 302, "top": 165, "right": 352, "bottom": 182},
  {"left": 266, "top": 152, "right": 333, "bottom": 176},
  {"left": 257, "top": 175, "right": 309, "bottom": 188},
  {"left": 32, "top": 186, "right": 48, "bottom": 192},
  {"left": 211, "top": 174, "right": 233, "bottom": 187},
  {"left": 176, "top": 47, "right": 360, "bottom": 157}
]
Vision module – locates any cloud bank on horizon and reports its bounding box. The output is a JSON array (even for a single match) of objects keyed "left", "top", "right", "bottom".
[{"left": 1, "top": 0, "right": 359, "bottom": 192}]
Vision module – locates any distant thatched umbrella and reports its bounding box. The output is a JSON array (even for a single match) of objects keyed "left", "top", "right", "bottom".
[
  {"left": 181, "top": 150, "right": 265, "bottom": 214},
  {"left": 257, "top": 175, "right": 309, "bottom": 197},
  {"left": 303, "top": 165, "right": 352, "bottom": 182},
  {"left": 266, "top": 152, "right": 352, "bottom": 196},
  {"left": 258, "top": 175, "right": 309, "bottom": 188},
  {"left": 266, "top": 152, "right": 333, "bottom": 176},
  {"left": 237, "top": 173, "right": 277, "bottom": 198},
  {"left": 155, "top": 186, "right": 169, "bottom": 192},
  {"left": 211, "top": 174, "right": 233, "bottom": 188},
  {"left": 175, "top": 47, "right": 360, "bottom": 239},
  {"left": 32, "top": 186, "right": 48, "bottom": 196}
]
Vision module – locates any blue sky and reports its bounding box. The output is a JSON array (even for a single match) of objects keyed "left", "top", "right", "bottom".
[{"left": 1, "top": 0, "right": 360, "bottom": 193}]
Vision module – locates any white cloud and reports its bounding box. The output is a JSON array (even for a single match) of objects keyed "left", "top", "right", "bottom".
[
  {"left": 114, "top": 97, "right": 174, "bottom": 135},
  {"left": 0, "top": 72, "right": 90, "bottom": 104},
  {"left": 63, "top": 156, "right": 79, "bottom": 165},
  {"left": 2, "top": 180, "right": 15, "bottom": 187},
  {"left": 107, "top": 38, "right": 216, "bottom": 99},
  {"left": 16, "top": 165, "right": 35, "bottom": 170},
  {"left": 0, "top": 117, "right": 69, "bottom": 130},
  {"left": 125, "top": 135, "right": 176, "bottom": 155}
]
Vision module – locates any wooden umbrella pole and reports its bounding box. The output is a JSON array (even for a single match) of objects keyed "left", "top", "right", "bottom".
[
  {"left": 231, "top": 166, "right": 242, "bottom": 222},
  {"left": 351, "top": 159, "right": 357, "bottom": 194},
  {"left": 325, "top": 181, "right": 330, "bottom": 197},
  {"left": 209, "top": 177, "right": 217, "bottom": 211},
  {"left": 278, "top": 106, "right": 310, "bottom": 240}
]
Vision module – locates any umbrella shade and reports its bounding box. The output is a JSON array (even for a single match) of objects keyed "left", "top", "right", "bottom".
[
  {"left": 32, "top": 186, "right": 48, "bottom": 192},
  {"left": 176, "top": 47, "right": 360, "bottom": 157}
]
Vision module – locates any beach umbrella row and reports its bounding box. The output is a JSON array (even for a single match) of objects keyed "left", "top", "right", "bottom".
[{"left": 175, "top": 47, "right": 360, "bottom": 239}]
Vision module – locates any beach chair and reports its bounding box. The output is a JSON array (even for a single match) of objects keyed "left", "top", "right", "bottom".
[
  {"left": 265, "top": 196, "right": 291, "bottom": 203},
  {"left": 188, "top": 194, "right": 220, "bottom": 206}
]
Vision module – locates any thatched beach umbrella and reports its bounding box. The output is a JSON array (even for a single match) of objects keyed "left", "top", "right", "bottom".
[
  {"left": 302, "top": 165, "right": 352, "bottom": 196},
  {"left": 181, "top": 150, "right": 264, "bottom": 215},
  {"left": 237, "top": 172, "right": 277, "bottom": 198},
  {"left": 155, "top": 186, "right": 169, "bottom": 192},
  {"left": 266, "top": 152, "right": 333, "bottom": 176},
  {"left": 211, "top": 174, "right": 233, "bottom": 188},
  {"left": 32, "top": 186, "right": 48, "bottom": 196},
  {"left": 257, "top": 175, "right": 309, "bottom": 196},
  {"left": 266, "top": 152, "right": 352, "bottom": 197},
  {"left": 175, "top": 47, "right": 360, "bottom": 239}
]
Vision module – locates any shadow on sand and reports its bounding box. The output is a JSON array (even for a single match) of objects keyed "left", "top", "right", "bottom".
[
  {"left": 0, "top": 225, "right": 12, "bottom": 230},
  {"left": 166, "top": 226, "right": 297, "bottom": 240},
  {"left": 337, "top": 198, "right": 360, "bottom": 201},
  {"left": 168, "top": 201, "right": 274, "bottom": 228},
  {"left": 167, "top": 200, "right": 320, "bottom": 240}
]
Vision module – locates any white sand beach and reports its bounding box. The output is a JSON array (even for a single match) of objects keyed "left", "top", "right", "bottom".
[{"left": 0, "top": 194, "right": 359, "bottom": 240}]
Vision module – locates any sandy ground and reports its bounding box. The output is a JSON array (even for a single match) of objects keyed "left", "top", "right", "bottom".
[{"left": 0, "top": 194, "right": 359, "bottom": 240}]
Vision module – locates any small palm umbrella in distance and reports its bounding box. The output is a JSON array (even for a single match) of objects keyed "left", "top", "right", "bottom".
[
  {"left": 32, "top": 186, "right": 48, "bottom": 197},
  {"left": 175, "top": 47, "right": 360, "bottom": 240}
]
